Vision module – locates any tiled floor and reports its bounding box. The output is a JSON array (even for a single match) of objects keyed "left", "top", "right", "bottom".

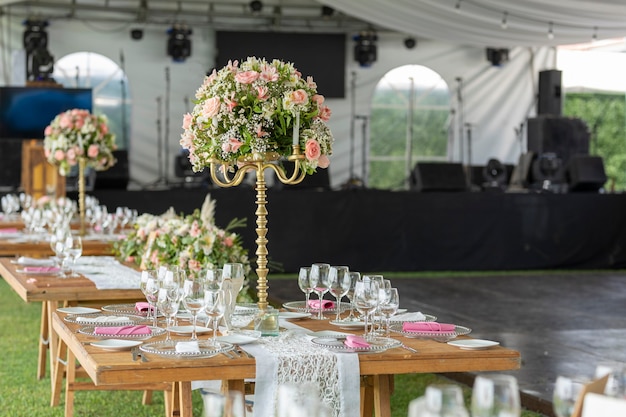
[{"left": 268, "top": 270, "right": 626, "bottom": 416}]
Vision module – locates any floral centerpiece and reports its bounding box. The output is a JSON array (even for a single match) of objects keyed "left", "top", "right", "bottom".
[
  {"left": 114, "top": 194, "right": 252, "bottom": 301},
  {"left": 180, "top": 56, "right": 334, "bottom": 174},
  {"left": 43, "top": 108, "right": 117, "bottom": 176}
]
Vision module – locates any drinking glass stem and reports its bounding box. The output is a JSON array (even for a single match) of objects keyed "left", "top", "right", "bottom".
[
  {"left": 165, "top": 316, "right": 172, "bottom": 341},
  {"left": 151, "top": 303, "right": 158, "bottom": 328},
  {"left": 317, "top": 291, "right": 324, "bottom": 320},
  {"left": 305, "top": 292, "right": 310, "bottom": 313},
  {"left": 363, "top": 313, "right": 370, "bottom": 339},
  {"left": 335, "top": 295, "right": 342, "bottom": 322},
  {"left": 191, "top": 313, "right": 198, "bottom": 340}
]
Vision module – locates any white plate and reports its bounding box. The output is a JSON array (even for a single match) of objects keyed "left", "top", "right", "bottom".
[
  {"left": 329, "top": 320, "right": 366, "bottom": 329},
  {"left": 216, "top": 331, "right": 261, "bottom": 345},
  {"left": 16, "top": 268, "right": 61, "bottom": 275},
  {"left": 57, "top": 306, "right": 101, "bottom": 314},
  {"left": 90, "top": 339, "right": 143, "bottom": 350},
  {"left": 170, "top": 325, "right": 212, "bottom": 335},
  {"left": 447, "top": 339, "right": 499, "bottom": 350},
  {"left": 397, "top": 308, "right": 408, "bottom": 314},
  {"left": 309, "top": 330, "right": 352, "bottom": 338},
  {"left": 278, "top": 311, "right": 311, "bottom": 320}
]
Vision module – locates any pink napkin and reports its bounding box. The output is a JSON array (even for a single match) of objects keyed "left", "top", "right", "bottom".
[
  {"left": 344, "top": 334, "right": 370, "bottom": 348},
  {"left": 402, "top": 322, "right": 456, "bottom": 333},
  {"left": 135, "top": 302, "right": 156, "bottom": 313},
  {"left": 94, "top": 325, "right": 152, "bottom": 335},
  {"left": 0, "top": 228, "right": 18, "bottom": 234},
  {"left": 23, "top": 266, "right": 61, "bottom": 274},
  {"left": 308, "top": 299, "right": 335, "bottom": 310}
]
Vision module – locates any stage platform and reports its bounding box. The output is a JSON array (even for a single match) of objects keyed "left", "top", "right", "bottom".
[{"left": 66, "top": 187, "right": 626, "bottom": 273}]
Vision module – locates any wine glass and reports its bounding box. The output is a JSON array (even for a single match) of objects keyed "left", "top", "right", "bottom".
[
  {"left": 204, "top": 289, "right": 226, "bottom": 346},
  {"left": 182, "top": 275, "right": 207, "bottom": 341},
  {"left": 202, "top": 390, "right": 245, "bottom": 417},
  {"left": 297, "top": 266, "right": 313, "bottom": 313},
  {"left": 338, "top": 271, "right": 360, "bottom": 323},
  {"left": 309, "top": 263, "right": 331, "bottom": 320},
  {"left": 203, "top": 267, "right": 223, "bottom": 291},
  {"left": 552, "top": 375, "right": 588, "bottom": 417},
  {"left": 140, "top": 270, "right": 160, "bottom": 327},
  {"left": 423, "top": 384, "right": 469, "bottom": 417},
  {"left": 64, "top": 235, "right": 83, "bottom": 278},
  {"left": 327, "top": 265, "right": 350, "bottom": 322},
  {"left": 156, "top": 281, "right": 181, "bottom": 341},
  {"left": 353, "top": 277, "right": 380, "bottom": 339},
  {"left": 471, "top": 374, "right": 521, "bottom": 417},
  {"left": 379, "top": 287, "right": 399, "bottom": 337}
]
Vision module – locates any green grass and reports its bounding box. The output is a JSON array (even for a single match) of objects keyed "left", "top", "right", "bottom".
[{"left": 0, "top": 278, "right": 545, "bottom": 417}]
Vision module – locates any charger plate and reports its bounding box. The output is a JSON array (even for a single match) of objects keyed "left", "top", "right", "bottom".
[
  {"left": 389, "top": 323, "right": 471, "bottom": 340},
  {"left": 64, "top": 312, "right": 144, "bottom": 326},
  {"left": 140, "top": 340, "right": 234, "bottom": 359},
  {"left": 311, "top": 336, "right": 401, "bottom": 353}
]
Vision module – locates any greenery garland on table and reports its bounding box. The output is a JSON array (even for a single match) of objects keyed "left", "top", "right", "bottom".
[{"left": 114, "top": 194, "right": 253, "bottom": 301}]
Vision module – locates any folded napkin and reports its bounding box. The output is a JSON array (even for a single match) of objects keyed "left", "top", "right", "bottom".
[
  {"left": 176, "top": 341, "right": 200, "bottom": 353},
  {"left": 392, "top": 312, "right": 426, "bottom": 322},
  {"left": 135, "top": 302, "right": 156, "bottom": 313},
  {"left": 94, "top": 325, "right": 151, "bottom": 335},
  {"left": 308, "top": 299, "right": 335, "bottom": 310},
  {"left": 23, "top": 266, "right": 61, "bottom": 273},
  {"left": 402, "top": 322, "right": 456, "bottom": 333},
  {"left": 76, "top": 315, "right": 130, "bottom": 323},
  {"left": 17, "top": 256, "right": 56, "bottom": 266},
  {"left": 344, "top": 334, "right": 370, "bottom": 348},
  {"left": 0, "top": 228, "right": 19, "bottom": 234}
]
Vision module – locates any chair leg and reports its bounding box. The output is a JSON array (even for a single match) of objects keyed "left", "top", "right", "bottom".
[
  {"left": 37, "top": 302, "right": 48, "bottom": 380},
  {"left": 142, "top": 390, "right": 153, "bottom": 405},
  {"left": 64, "top": 349, "right": 76, "bottom": 417}
]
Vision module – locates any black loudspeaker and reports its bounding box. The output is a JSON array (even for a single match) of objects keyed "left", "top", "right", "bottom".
[
  {"left": 0, "top": 139, "right": 22, "bottom": 190},
  {"left": 94, "top": 150, "right": 129, "bottom": 190},
  {"left": 566, "top": 155, "right": 607, "bottom": 192},
  {"left": 527, "top": 116, "right": 590, "bottom": 169},
  {"left": 411, "top": 162, "right": 467, "bottom": 192},
  {"left": 538, "top": 69, "right": 562, "bottom": 116}
]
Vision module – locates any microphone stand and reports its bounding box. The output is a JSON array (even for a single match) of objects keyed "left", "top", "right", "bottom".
[{"left": 163, "top": 66, "right": 170, "bottom": 186}]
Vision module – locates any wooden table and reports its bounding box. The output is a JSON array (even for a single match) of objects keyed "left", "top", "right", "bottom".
[
  {"left": 0, "top": 234, "right": 114, "bottom": 257},
  {"left": 0, "top": 257, "right": 144, "bottom": 405},
  {"left": 52, "top": 310, "right": 521, "bottom": 417}
]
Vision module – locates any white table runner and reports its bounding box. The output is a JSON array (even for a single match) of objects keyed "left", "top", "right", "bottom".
[{"left": 72, "top": 256, "right": 141, "bottom": 290}]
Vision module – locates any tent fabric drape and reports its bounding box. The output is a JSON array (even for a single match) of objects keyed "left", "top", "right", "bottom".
[{"left": 317, "top": 0, "right": 626, "bottom": 47}]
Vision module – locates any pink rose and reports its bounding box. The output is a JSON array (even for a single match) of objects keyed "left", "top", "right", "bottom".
[
  {"left": 54, "top": 149, "right": 65, "bottom": 161},
  {"left": 75, "top": 118, "right": 85, "bottom": 129},
  {"left": 202, "top": 97, "right": 221, "bottom": 118},
  {"left": 235, "top": 70, "right": 259, "bottom": 84},
  {"left": 304, "top": 139, "right": 321, "bottom": 162},
  {"left": 87, "top": 144, "right": 99, "bottom": 158},
  {"left": 182, "top": 113, "right": 193, "bottom": 129},
  {"left": 312, "top": 94, "right": 324, "bottom": 106},
  {"left": 188, "top": 259, "right": 201, "bottom": 272},
  {"left": 317, "top": 105, "right": 331, "bottom": 122},
  {"left": 290, "top": 89, "right": 309, "bottom": 105},
  {"left": 44, "top": 126, "right": 52, "bottom": 136},
  {"left": 59, "top": 114, "right": 72, "bottom": 129},
  {"left": 100, "top": 123, "right": 109, "bottom": 135},
  {"left": 318, "top": 154, "right": 330, "bottom": 168},
  {"left": 222, "top": 138, "right": 243, "bottom": 153}
]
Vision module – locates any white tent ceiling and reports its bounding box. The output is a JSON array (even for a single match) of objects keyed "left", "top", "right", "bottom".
[{"left": 4, "top": 0, "right": 626, "bottom": 47}]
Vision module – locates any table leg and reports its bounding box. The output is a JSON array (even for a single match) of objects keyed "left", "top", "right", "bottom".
[
  {"left": 170, "top": 381, "right": 193, "bottom": 417},
  {"left": 38, "top": 301, "right": 48, "bottom": 380},
  {"left": 64, "top": 348, "right": 76, "bottom": 417},
  {"left": 361, "top": 376, "right": 374, "bottom": 417},
  {"left": 372, "top": 375, "right": 393, "bottom": 417},
  {"left": 50, "top": 310, "right": 66, "bottom": 407}
]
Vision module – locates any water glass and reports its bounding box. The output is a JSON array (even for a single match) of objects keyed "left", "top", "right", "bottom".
[
  {"left": 471, "top": 374, "right": 521, "bottom": 417},
  {"left": 353, "top": 277, "right": 380, "bottom": 338},
  {"left": 182, "top": 275, "right": 207, "bottom": 340},
  {"left": 140, "top": 270, "right": 160, "bottom": 327},
  {"left": 202, "top": 390, "right": 245, "bottom": 417},
  {"left": 553, "top": 375, "right": 588, "bottom": 417},
  {"left": 204, "top": 289, "right": 226, "bottom": 346},
  {"left": 423, "top": 384, "right": 469, "bottom": 417},
  {"left": 157, "top": 284, "right": 180, "bottom": 340},
  {"left": 379, "top": 287, "right": 399, "bottom": 337}
]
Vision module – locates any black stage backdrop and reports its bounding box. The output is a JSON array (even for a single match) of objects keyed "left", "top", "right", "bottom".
[{"left": 67, "top": 188, "right": 626, "bottom": 273}]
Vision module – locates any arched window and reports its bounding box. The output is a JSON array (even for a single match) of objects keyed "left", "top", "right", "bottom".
[
  {"left": 52, "top": 52, "right": 130, "bottom": 150},
  {"left": 369, "top": 65, "right": 451, "bottom": 190}
]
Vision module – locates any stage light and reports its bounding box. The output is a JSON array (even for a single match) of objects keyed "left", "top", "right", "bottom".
[
  {"left": 486, "top": 48, "right": 509, "bottom": 67},
  {"left": 353, "top": 31, "right": 378, "bottom": 67},
  {"left": 130, "top": 28, "right": 143, "bottom": 40},
  {"left": 167, "top": 24, "right": 192, "bottom": 62},
  {"left": 249, "top": 0, "right": 263, "bottom": 13},
  {"left": 404, "top": 37, "right": 416, "bottom": 49},
  {"left": 321, "top": 6, "right": 334, "bottom": 17},
  {"left": 22, "top": 19, "right": 49, "bottom": 53}
]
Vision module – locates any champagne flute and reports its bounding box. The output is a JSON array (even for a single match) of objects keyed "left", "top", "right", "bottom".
[
  {"left": 379, "top": 287, "right": 399, "bottom": 337},
  {"left": 552, "top": 375, "right": 588, "bottom": 417},
  {"left": 327, "top": 265, "right": 350, "bottom": 322},
  {"left": 65, "top": 235, "right": 83, "bottom": 278},
  {"left": 471, "top": 374, "right": 521, "bottom": 417},
  {"left": 309, "top": 263, "right": 330, "bottom": 320},
  {"left": 222, "top": 263, "right": 244, "bottom": 329},
  {"left": 353, "top": 277, "right": 380, "bottom": 339},
  {"left": 182, "top": 275, "right": 207, "bottom": 341},
  {"left": 297, "top": 266, "right": 313, "bottom": 313},
  {"left": 204, "top": 289, "right": 226, "bottom": 346}
]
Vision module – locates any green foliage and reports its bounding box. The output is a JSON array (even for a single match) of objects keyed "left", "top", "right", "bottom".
[{"left": 564, "top": 92, "right": 626, "bottom": 191}]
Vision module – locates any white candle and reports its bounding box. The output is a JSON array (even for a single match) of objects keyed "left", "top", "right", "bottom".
[{"left": 292, "top": 111, "right": 300, "bottom": 146}]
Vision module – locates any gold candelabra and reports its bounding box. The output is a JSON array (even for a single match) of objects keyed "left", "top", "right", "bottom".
[
  {"left": 208, "top": 145, "right": 306, "bottom": 311},
  {"left": 77, "top": 157, "right": 87, "bottom": 236}
]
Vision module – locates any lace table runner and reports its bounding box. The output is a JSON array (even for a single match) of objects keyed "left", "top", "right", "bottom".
[
  {"left": 242, "top": 324, "right": 360, "bottom": 417},
  {"left": 72, "top": 256, "right": 141, "bottom": 290}
]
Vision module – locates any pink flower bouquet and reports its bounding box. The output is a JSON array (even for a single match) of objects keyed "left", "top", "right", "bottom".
[
  {"left": 43, "top": 108, "right": 117, "bottom": 176},
  {"left": 180, "top": 57, "right": 334, "bottom": 175}
]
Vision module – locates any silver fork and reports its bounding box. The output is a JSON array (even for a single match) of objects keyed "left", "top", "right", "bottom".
[{"left": 400, "top": 344, "right": 418, "bottom": 354}]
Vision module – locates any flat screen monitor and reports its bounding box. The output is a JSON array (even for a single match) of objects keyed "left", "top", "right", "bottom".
[{"left": 0, "top": 87, "right": 93, "bottom": 139}]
